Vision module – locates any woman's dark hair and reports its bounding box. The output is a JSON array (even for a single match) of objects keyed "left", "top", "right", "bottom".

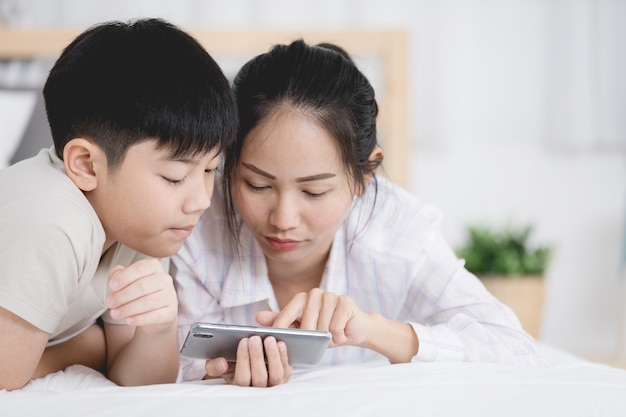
[
  {"left": 43, "top": 18, "right": 237, "bottom": 169},
  {"left": 225, "top": 39, "right": 381, "bottom": 237}
]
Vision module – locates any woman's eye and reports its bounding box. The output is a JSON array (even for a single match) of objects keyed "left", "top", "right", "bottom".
[
  {"left": 246, "top": 181, "right": 268, "bottom": 191},
  {"left": 304, "top": 190, "right": 326, "bottom": 198},
  {"left": 163, "top": 176, "right": 185, "bottom": 185}
]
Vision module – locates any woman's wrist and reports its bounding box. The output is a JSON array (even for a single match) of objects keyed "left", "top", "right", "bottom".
[{"left": 362, "top": 313, "right": 419, "bottom": 363}]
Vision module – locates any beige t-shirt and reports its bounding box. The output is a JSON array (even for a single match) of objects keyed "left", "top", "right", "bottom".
[{"left": 0, "top": 147, "right": 162, "bottom": 345}]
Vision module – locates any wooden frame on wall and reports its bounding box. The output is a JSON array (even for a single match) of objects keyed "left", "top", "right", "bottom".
[{"left": 0, "top": 27, "right": 410, "bottom": 188}]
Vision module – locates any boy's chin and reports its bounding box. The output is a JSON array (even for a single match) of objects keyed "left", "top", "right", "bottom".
[{"left": 131, "top": 241, "right": 183, "bottom": 259}]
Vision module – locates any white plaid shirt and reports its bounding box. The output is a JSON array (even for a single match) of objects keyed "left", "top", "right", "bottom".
[{"left": 173, "top": 175, "right": 545, "bottom": 381}]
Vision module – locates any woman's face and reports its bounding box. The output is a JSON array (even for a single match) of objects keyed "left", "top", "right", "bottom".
[{"left": 233, "top": 107, "right": 355, "bottom": 269}]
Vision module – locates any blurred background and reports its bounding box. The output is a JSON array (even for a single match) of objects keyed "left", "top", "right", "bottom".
[{"left": 1, "top": 0, "right": 625, "bottom": 364}]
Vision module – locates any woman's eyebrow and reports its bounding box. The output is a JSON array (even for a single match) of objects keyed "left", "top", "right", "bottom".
[
  {"left": 242, "top": 162, "right": 275, "bottom": 179},
  {"left": 296, "top": 173, "right": 336, "bottom": 183},
  {"left": 241, "top": 162, "right": 336, "bottom": 183}
]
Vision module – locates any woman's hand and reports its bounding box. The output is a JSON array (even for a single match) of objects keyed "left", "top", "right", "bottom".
[
  {"left": 256, "top": 288, "right": 372, "bottom": 348},
  {"left": 204, "top": 335, "right": 292, "bottom": 387},
  {"left": 256, "top": 288, "right": 419, "bottom": 363}
]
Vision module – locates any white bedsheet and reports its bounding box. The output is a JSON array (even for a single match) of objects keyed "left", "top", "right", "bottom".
[{"left": 2, "top": 345, "right": 625, "bottom": 417}]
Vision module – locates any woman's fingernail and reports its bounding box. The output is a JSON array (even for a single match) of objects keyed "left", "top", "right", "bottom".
[
  {"left": 265, "top": 336, "right": 277, "bottom": 349},
  {"left": 250, "top": 336, "right": 262, "bottom": 349}
]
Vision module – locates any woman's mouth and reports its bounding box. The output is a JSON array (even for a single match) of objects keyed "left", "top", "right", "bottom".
[{"left": 265, "top": 236, "right": 300, "bottom": 251}]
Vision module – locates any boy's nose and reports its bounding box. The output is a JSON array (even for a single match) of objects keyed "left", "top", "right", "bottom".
[{"left": 184, "top": 177, "right": 213, "bottom": 213}]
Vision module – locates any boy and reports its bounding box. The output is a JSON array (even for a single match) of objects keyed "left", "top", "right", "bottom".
[{"left": 0, "top": 18, "right": 237, "bottom": 390}]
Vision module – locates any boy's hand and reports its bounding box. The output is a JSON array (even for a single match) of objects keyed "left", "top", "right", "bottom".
[
  {"left": 204, "top": 336, "right": 292, "bottom": 387},
  {"left": 106, "top": 259, "right": 177, "bottom": 333},
  {"left": 103, "top": 259, "right": 180, "bottom": 385},
  {"left": 256, "top": 288, "right": 371, "bottom": 348}
]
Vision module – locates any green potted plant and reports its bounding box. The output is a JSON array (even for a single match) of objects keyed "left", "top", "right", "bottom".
[{"left": 456, "top": 223, "right": 553, "bottom": 339}]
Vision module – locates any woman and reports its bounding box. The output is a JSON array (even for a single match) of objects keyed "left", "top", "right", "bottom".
[{"left": 172, "top": 40, "right": 545, "bottom": 387}]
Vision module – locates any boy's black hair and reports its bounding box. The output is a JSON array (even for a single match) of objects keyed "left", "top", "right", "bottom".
[{"left": 43, "top": 18, "right": 237, "bottom": 169}]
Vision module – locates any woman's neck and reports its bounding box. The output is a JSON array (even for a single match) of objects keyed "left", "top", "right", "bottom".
[{"left": 266, "top": 251, "right": 329, "bottom": 309}]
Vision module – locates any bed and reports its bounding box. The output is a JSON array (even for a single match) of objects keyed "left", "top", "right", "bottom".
[
  {"left": 2, "top": 344, "right": 626, "bottom": 416},
  {"left": 2, "top": 26, "right": 626, "bottom": 416}
]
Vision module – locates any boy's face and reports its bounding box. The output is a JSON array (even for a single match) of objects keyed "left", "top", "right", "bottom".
[{"left": 89, "top": 139, "right": 219, "bottom": 258}]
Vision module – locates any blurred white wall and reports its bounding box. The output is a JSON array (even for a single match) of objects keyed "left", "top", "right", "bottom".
[{"left": 2, "top": 0, "right": 625, "bottom": 359}]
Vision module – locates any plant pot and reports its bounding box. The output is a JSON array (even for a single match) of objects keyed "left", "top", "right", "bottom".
[{"left": 479, "top": 274, "right": 545, "bottom": 339}]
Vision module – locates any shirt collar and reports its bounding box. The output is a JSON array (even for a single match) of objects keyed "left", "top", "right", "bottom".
[
  {"left": 219, "top": 225, "right": 351, "bottom": 309},
  {"left": 219, "top": 226, "right": 274, "bottom": 308}
]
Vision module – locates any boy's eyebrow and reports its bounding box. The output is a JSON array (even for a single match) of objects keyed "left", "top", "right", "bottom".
[
  {"left": 165, "top": 157, "right": 196, "bottom": 164},
  {"left": 241, "top": 162, "right": 336, "bottom": 182},
  {"left": 163, "top": 153, "right": 219, "bottom": 164}
]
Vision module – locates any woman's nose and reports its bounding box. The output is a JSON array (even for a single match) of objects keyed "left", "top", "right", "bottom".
[{"left": 269, "top": 194, "right": 300, "bottom": 230}]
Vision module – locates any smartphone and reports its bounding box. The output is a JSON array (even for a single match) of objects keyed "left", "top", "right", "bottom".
[{"left": 180, "top": 322, "right": 332, "bottom": 366}]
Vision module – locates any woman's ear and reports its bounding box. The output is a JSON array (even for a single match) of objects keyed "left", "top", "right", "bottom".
[
  {"left": 368, "top": 146, "right": 384, "bottom": 174},
  {"left": 364, "top": 145, "right": 384, "bottom": 180},
  {"left": 356, "top": 146, "right": 384, "bottom": 197},
  {"left": 63, "top": 138, "right": 104, "bottom": 192}
]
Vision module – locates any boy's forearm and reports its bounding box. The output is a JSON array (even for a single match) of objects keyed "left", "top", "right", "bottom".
[
  {"left": 35, "top": 324, "right": 106, "bottom": 379},
  {"left": 0, "top": 308, "right": 49, "bottom": 390},
  {"left": 107, "top": 323, "right": 179, "bottom": 386}
]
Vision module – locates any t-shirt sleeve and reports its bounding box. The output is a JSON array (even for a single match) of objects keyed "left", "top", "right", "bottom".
[{"left": 0, "top": 207, "right": 92, "bottom": 333}]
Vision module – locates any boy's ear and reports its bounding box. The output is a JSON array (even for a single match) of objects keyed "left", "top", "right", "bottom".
[{"left": 63, "top": 138, "right": 105, "bottom": 192}]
